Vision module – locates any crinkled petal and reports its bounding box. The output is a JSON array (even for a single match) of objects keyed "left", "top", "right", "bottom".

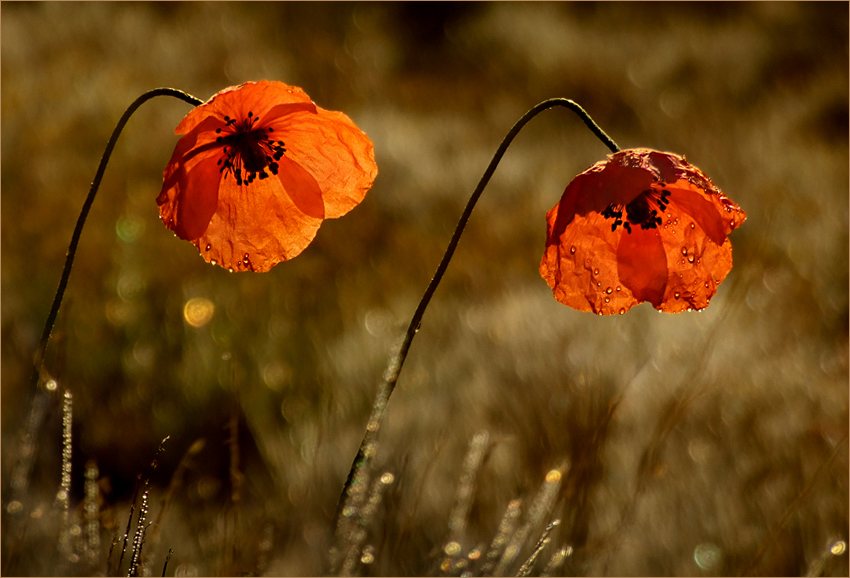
[
  {"left": 265, "top": 107, "right": 377, "bottom": 219},
  {"left": 541, "top": 206, "right": 642, "bottom": 315},
  {"left": 194, "top": 172, "right": 323, "bottom": 273},
  {"left": 654, "top": 200, "right": 734, "bottom": 313},
  {"left": 157, "top": 117, "right": 226, "bottom": 240},
  {"left": 275, "top": 156, "right": 324, "bottom": 219},
  {"left": 617, "top": 226, "right": 667, "bottom": 308},
  {"left": 175, "top": 81, "right": 316, "bottom": 136}
]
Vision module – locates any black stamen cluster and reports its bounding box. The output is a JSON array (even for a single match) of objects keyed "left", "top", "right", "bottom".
[
  {"left": 214, "top": 112, "right": 287, "bottom": 186},
  {"left": 603, "top": 187, "right": 672, "bottom": 234}
]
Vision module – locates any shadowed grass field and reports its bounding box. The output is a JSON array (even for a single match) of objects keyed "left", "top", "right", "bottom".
[{"left": 2, "top": 2, "right": 848, "bottom": 576}]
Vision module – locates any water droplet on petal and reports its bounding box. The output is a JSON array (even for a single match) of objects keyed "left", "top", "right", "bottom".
[
  {"left": 593, "top": 268, "right": 600, "bottom": 276},
  {"left": 227, "top": 267, "right": 234, "bottom": 273},
  {"left": 690, "top": 222, "right": 696, "bottom": 229},
  {"left": 618, "top": 308, "right": 625, "bottom": 315},
  {"left": 674, "top": 291, "right": 681, "bottom": 299},
  {"left": 616, "top": 286, "right": 621, "bottom": 292},
  {"left": 210, "top": 259, "right": 218, "bottom": 266},
  {"left": 681, "top": 247, "right": 688, "bottom": 256},
  {"left": 605, "top": 287, "right": 613, "bottom": 294},
  {"left": 570, "top": 245, "right": 576, "bottom": 254},
  {"left": 604, "top": 297, "right": 610, "bottom": 303},
  {"left": 205, "top": 244, "right": 212, "bottom": 251},
  {"left": 688, "top": 256, "right": 695, "bottom": 263}
]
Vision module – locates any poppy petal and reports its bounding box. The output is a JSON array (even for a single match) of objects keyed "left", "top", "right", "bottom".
[
  {"left": 175, "top": 81, "right": 315, "bottom": 135},
  {"left": 194, "top": 174, "right": 323, "bottom": 273},
  {"left": 275, "top": 155, "right": 325, "bottom": 220},
  {"left": 267, "top": 108, "right": 377, "bottom": 219},
  {"left": 157, "top": 120, "right": 225, "bottom": 240},
  {"left": 171, "top": 155, "right": 222, "bottom": 240},
  {"left": 616, "top": 226, "right": 667, "bottom": 308},
  {"left": 541, "top": 208, "right": 642, "bottom": 315},
  {"left": 655, "top": 204, "right": 734, "bottom": 312},
  {"left": 666, "top": 182, "right": 732, "bottom": 245}
]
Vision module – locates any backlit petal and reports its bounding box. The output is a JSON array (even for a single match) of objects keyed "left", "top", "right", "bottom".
[
  {"left": 275, "top": 156, "right": 324, "bottom": 220},
  {"left": 175, "top": 81, "right": 315, "bottom": 135},
  {"left": 541, "top": 206, "right": 641, "bottom": 315},
  {"left": 266, "top": 108, "right": 377, "bottom": 219},
  {"left": 195, "top": 173, "right": 323, "bottom": 273},
  {"left": 616, "top": 226, "right": 667, "bottom": 308}
]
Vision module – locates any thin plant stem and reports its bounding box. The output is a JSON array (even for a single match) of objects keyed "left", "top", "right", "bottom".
[
  {"left": 332, "top": 99, "right": 620, "bottom": 540},
  {"left": 27, "top": 88, "right": 203, "bottom": 394}
]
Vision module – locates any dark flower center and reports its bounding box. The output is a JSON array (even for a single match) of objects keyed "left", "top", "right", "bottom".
[
  {"left": 215, "top": 111, "right": 286, "bottom": 186},
  {"left": 602, "top": 187, "right": 672, "bottom": 234}
]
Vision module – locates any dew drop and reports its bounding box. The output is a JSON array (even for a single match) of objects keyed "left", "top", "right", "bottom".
[
  {"left": 688, "top": 256, "right": 695, "bottom": 263},
  {"left": 690, "top": 222, "right": 696, "bottom": 229},
  {"left": 704, "top": 281, "right": 710, "bottom": 288},
  {"left": 681, "top": 247, "right": 688, "bottom": 256},
  {"left": 205, "top": 244, "right": 212, "bottom": 251},
  {"left": 681, "top": 259, "right": 686, "bottom": 265},
  {"left": 605, "top": 287, "right": 613, "bottom": 294},
  {"left": 227, "top": 267, "right": 234, "bottom": 273},
  {"left": 210, "top": 259, "right": 218, "bottom": 266},
  {"left": 604, "top": 297, "right": 610, "bottom": 303},
  {"left": 616, "top": 286, "right": 621, "bottom": 292},
  {"left": 618, "top": 308, "right": 625, "bottom": 315},
  {"left": 597, "top": 282, "right": 602, "bottom": 287},
  {"left": 674, "top": 291, "right": 681, "bottom": 299},
  {"left": 570, "top": 246, "right": 576, "bottom": 254},
  {"left": 593, "top": 268, "right": 600, "bottom": 276}
]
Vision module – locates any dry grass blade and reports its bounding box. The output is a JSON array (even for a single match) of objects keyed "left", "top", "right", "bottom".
[
  {"left": 479, "top": 499, "right": 523, "bottom": 576},
  {"left": 493, "top": 465, "right": 565, "bottom": 576},
  {"left": 516, "top": 519, "right": 560, "bottom": 577},
  {"left": 448, "top": 430, "right": 491, "bottom": 541}
]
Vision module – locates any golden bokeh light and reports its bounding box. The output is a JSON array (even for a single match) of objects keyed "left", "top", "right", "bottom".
[{"left": 183, "top": 297, "right": 215, "bottom": 328}]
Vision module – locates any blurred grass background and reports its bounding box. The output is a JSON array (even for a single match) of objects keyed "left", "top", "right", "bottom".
[{"left": 1, "top": 1, "right": 847, "bottom": 575}]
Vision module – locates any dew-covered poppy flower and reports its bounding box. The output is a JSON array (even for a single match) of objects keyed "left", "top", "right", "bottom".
[
  {"left": 157, "top": 80, "right": 377, "bottom": 272},
  {"left": 540, "top": 148, "right": 746, "bottom": 315}
]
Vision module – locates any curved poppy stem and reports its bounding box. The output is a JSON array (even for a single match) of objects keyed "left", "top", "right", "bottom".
[
  {"left": 331, "top": 99, "right": 619, "bottom": 553},
  {"left": 27, "top": 88, "right": 203, "bottom": 395}
]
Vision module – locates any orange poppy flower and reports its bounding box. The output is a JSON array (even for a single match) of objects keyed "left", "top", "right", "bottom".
[
  {"left": 540, "top": 148, "right": 746, "bottom": 314},
  {"left": 157, "top": 80, "right": 377, "bottom": 272}
]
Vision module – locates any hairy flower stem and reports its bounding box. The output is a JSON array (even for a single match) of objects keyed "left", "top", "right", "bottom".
[
  {"left": 333, "top": 99, "right": 620, "bottom": 539},
  {"left": 27, "top": 88, "right": 203, "bottom": 395}
]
